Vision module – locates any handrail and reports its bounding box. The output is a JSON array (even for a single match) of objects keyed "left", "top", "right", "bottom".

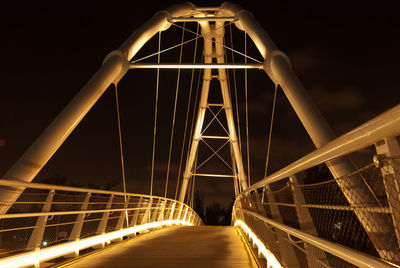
[
  {"left": 236, "top": 208, "right": 395, "bottom": 268},
  {"left": 0, "top": 179, "right": 185, "bottom": 206},
  {"left": 246, "top": 102, "right": 400, "bottom": 192},
  {"left": 0, "top": 206, "right": 167, "bottom": 219},
  {"left": 0, "top": 180, "right": 203, "bottom": 268}
]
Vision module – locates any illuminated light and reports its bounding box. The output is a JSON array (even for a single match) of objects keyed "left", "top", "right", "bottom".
[
  {"left": 129, "top": 63, "right": 263, "bottom": 69},
  {"left": 42, "top": 241, "right": 47, "bottom": 246},
  {"left": 234, "top": 220, "right": 282, "bottom": 268},
  {"left": 0, "top": 219, "right": 192, "bottom": 268}
]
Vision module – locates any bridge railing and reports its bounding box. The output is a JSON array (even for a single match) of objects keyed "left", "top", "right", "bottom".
[
  {"left": 233, "top": 104, "right": 400, "bottom": 268},
  {"left": 0, "top": 180, "right": 202, "bottom": 267}
]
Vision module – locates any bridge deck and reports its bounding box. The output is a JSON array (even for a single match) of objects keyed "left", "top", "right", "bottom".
[{"left": 65, "top": 226, "right": 258, "bottom": 268}]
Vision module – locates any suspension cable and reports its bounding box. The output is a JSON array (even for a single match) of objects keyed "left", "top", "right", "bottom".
[
  {"left": 114, "top": 83, "right": 129, "bottom": 227},
  {"left": 171, "top": 22, "right": 262, "bottom": 63},
  {"left": 165, "top": 22, "right": 186, "bottom": 198},
  {"left": 175, "top": 23, "right": 200, "bottom": 200},
  {"left": 229, "top": 24, "right": 242, "bottom": 152},
  {"left": 264, "top": 83, "right": 278, "bottom": 178},
  {"left": 244, "top": 32, "right": 251, "bottom": 186},
  {"left": 150, "top": 31, "right": 161, "bottom": 196}
]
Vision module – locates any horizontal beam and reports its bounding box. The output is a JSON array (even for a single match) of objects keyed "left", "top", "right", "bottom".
[
  {"left": 194, "top": 7, "right": 221, "bottom": 11},
  {"left": 129, "top": 63, "right": 263, "bottom": 69},
  {"left": 170, "top": 16, "right": 236, "bottom": 22},
  {"left": 246, "top": 103, "right": 400, "bottom": 192},
  {"left": 238, "top": 209, "right": 394, "bottom": 268},
  {"left": 202, "top": 135, "right": 230, "bottom": 139},
  {"left": 193, "top": 173, "right": 236, "bottom": 178}
]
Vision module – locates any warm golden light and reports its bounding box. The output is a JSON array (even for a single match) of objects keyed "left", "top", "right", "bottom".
[
  {"left": 234, "top": 220, "right": 282, "bottom": 268},
  {"left": 129, "top": 63, "right": 263, "bottom": 69},
  {"left": 0, "top": 220, "right": 192, "bottom": 268}
]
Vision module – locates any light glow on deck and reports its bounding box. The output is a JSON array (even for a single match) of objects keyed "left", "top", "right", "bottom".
[
  {"left": 0, "top": 220, "right": 192, "bottom": 268},
  {"left": 234, "top": 220, "right": 282, "bottom": 268}
]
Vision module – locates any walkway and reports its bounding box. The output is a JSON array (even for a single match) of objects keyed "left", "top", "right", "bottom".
[{"left": 64, "top": 226, "right": 258, "bottom": 268}]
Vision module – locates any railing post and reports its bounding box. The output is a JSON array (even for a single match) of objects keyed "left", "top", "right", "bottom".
[
  {"left": 69, "top": 193, "right": 91, "bottom": 241},
  {"left": 375, "top": 137, "right": 400, "bottom": 245},
  {"left": 176, "top": 202, "right": 184, "bottom": 221},
  {"left": 157, "top": 199, "right": 167, "bottom": 222},
  {"left": 289, "top": 176, "right": 329, "bottom": 268},
  {"left": 140, "top": 197, "right": 153, "bottom": 225},
  {"left": 115, "top": 196, "right": 130, "bottom": 230},
  {"left": 93, "top": 194, "right": 114, "bottom": 249},
  {"left": 130, "top": 196, "right": 143, "bottom": 228},
  {"left": 182, "top": 205, "right": 189, "bottom": 221},
  {"left": 96, "top": 194, "right": 114, "bottom": 234},
  {"left": 66, "top": 192, "right": 90, "bottom": 258},
  {"left": 251, "top": 190, "right": 280, "bottom": 259},
  {"left": 150, "top": 199, "right": 161, "bottom": 223},
  {"left": 168, "top": 201, "right": 176, "bottom": 220},
  {"left": 26, "top": 189, "right": 55, "bottom": 252},
  {"left": 265, "top": 185, "right": 301, "bottom": 268},
  {"left": 112, "top": 196, "right": 130, "bottom": 242}
]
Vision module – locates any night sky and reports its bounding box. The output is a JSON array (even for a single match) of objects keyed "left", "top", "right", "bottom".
[{"left": 1, "top": 1, "right": 399, "bottom": 207}]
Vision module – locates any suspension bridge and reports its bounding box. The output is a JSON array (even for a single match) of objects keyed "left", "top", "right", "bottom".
[{"left": 1, "top": 2, "right": 400, "bottom": 267}]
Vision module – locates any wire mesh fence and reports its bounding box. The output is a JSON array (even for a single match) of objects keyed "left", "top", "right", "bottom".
[
  {"left": 233, "top": 158, "right": 400, "bottom": 267},
  {"left": 0, "top": 180, "right": 202, "bottom": 264}
]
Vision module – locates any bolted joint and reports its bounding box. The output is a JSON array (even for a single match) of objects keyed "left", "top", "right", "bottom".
[
  {"left": 183, "top": 171, "right": 192, "bottom": 180},
  {"left": 103, "top": 50, "right": 130, "bottom": 85},
  {"left": 373, "top": 154, "right": 386, "bottom": 168},
  {"left": 263, "top": 50, "right": 292, "bottom": 85}
]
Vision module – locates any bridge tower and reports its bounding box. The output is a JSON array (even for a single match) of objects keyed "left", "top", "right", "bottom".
[{"left": 178, "top": 15, "right": 248, "bottom": 202}]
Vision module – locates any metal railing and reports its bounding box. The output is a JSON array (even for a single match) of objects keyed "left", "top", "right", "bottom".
[
  {"left": 233, "top": 103, "right": 400, "bottom": 268},
  {"left": 0, "top": 180, "right": 202, "bottom": 267}
]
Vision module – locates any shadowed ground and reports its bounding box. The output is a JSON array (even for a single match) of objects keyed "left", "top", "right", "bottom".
[{"left": 65, "top": 226, "right": 258, "bottom": 268}]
